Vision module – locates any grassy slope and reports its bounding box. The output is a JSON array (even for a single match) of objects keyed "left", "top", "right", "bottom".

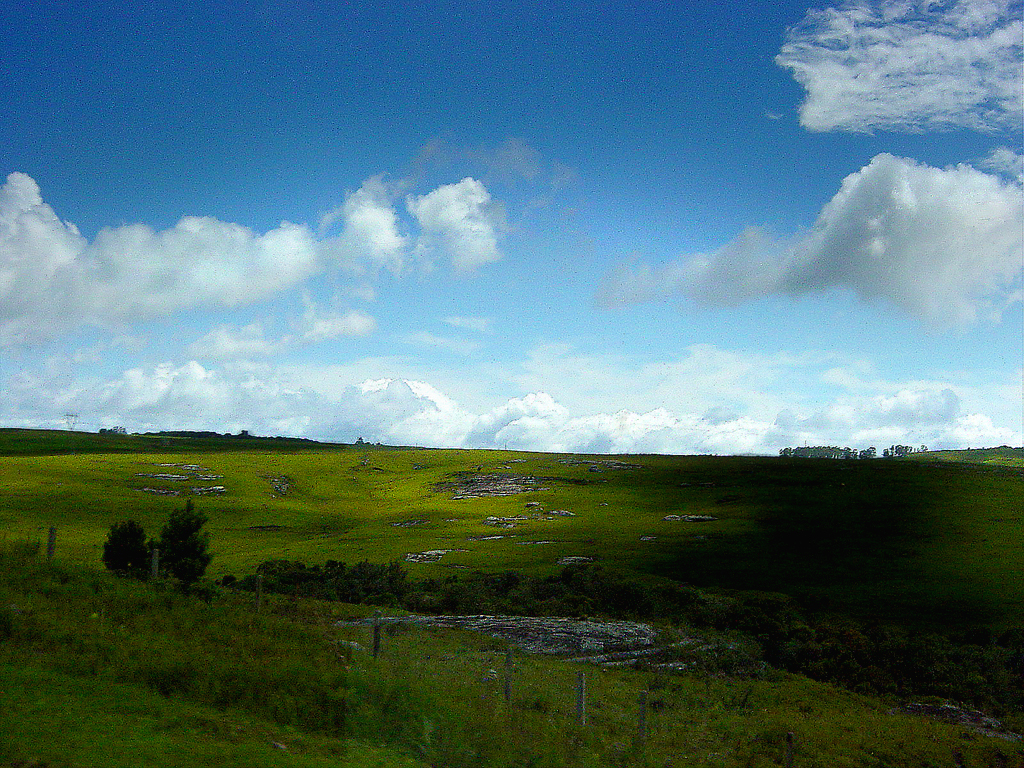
[
  {"left": 2, "top": 547, "right": 1019, "bottom": 768},
  {"left": 2, "top": 432, "right": 1021, "bottom": 633}
]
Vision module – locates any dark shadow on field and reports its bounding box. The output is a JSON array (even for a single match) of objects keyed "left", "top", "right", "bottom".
[{"left": 647, "top": 459, "right": 997, "bottom": 629}]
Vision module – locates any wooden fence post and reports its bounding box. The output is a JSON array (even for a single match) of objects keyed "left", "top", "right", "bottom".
[
  {"left": 46, "top": 526, "right": 56, "bottom": 560},
  {"left": 255, "top": 571, "right": 263, "bottom": 613},
  {"left": 636, "top": 689, "right": 648, "bottom": 750},
  {"left": 785, "top": 731, "right": 794, "bottom": 767},
  {"left": 575, "top": 671, "right": 586, "bottom": 727},
  {"left": 150, "top": 547, "right": 160, "bottom": 580},
  {"left": 503, "top": 647, "right": 513, "bottom": 706},
  {"left": 372, "top": 611, "right": 382, "bottom": 658}
]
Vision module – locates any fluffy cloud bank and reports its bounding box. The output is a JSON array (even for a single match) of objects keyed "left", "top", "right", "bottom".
[
  {"left": 600, "top": 154, "right": 1023, "bottom": 324},
  {"left": 777, "top": 0, "right": 1023, "bottom": 132},
  {"left": 0, "top": 172, "right": 321, "bottom": 346},
  {"left": 2, "top": 349, "right": 1015, "bottom": 453},
  {"left": 0, "top": 171, "right": 503, "bottom": 347}
]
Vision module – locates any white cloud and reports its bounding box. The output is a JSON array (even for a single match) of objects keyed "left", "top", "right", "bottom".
[
  {"left": 188, "top": 302, "right": 376, "bottom": 360},
  {"left": 407, "top": 178, "right": 504, "bottom": 270},
  {"left": 777, "top": 0, "right": 1023, "bottom": 132},
  {"left": 295, "top": 294, "right": 376, "bottom": 342},
  {"left": 978, "top": 146, "right": 1024, "bottom": 182},
  {"left": 0, "top": 172, "right": 321, "bottom": 346},
  {"left": 321, "top": 175, "right": 407, "bottom": 272},
  {"left": 600, "top": 154, "right": 1023, "bottom": 324},
  {"left": 1, "top": 346, "right": 1017, "bottom": 451}
]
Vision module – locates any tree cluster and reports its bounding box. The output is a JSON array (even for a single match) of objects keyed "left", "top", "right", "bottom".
[
  {"left": 779, "top": 444, "right": 927, "bottom": 459},
  {"left": 102, "top": 500, "right": 211, "bottom": 586}
]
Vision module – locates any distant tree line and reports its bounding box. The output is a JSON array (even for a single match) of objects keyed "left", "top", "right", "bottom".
[{"left": 779, "top": 444, "right": 926, "bottom": 459}]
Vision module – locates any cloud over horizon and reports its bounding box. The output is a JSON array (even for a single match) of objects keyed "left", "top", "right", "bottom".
[
  {"left": 1, "top": 347, "right": 1015, "bottom": 454},
  {"left": 599, "top": 154, "right": 1023, "bottom": 324}
]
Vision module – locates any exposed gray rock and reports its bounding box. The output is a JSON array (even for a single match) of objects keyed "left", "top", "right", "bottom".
[
  {"left": 338, "top": 614, "right": 658, "bottom": 656},
  {"left": 191, "top": 485, "right": 226, "bottom": 495},
  {"left": 404, "top": 549, "right": 469, "bottom": 563},
  {"left": 897, "top": 703, "right": 1021, "bottom": 741},
  {"left": 435, "top": 473, "right": 551, "bottom": 499}
]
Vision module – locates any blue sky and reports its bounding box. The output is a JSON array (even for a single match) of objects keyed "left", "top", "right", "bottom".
[{"left": 1, "top": 0, "right": 1021, "bottom": 453}]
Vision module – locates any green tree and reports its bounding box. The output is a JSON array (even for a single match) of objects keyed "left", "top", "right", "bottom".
[
  {"left": 102, "top": 520, "right": 149, "bottom": 578},
  {"left": 155, "top": 499, "right": 211, "bottom": 585}
]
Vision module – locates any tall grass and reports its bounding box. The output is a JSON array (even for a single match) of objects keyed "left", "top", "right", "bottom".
[{"left": 2, "top": 543, "right": 1020, "bottom": 767}]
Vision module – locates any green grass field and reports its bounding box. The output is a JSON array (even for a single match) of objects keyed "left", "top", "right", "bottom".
[
  {"left": 2, "top": 430, "right": 1023, "bottom": 766},
  {"left": 2, "top": 430, "right": 1021, "bottom": 632}
]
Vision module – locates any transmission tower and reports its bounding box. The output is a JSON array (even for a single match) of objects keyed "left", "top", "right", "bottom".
[{"left": 63, "top": 413, "right": 79, "bottom": 431}]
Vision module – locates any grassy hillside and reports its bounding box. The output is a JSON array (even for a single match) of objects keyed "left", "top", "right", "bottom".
[
  {"left": 2, "top": 431, "right": 1021, "bottom": 633},
  {"left": 2, "top": 545, "right": 1020, "bottom": 768},
  {"left": 905, "top": 446, "right": 1024, "bottom": 467}
]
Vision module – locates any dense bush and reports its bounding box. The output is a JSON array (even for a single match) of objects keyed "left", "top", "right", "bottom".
[
  {"left": 153, "top": 500, "right": 211, "bottom": 586},
  {"left": 101, "top": 520, "right": 150, "bottom": 578}
]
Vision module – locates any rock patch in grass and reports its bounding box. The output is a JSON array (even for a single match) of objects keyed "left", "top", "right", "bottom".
[{"left": 435, "top": 472, "right": 551, "bottom": 499}]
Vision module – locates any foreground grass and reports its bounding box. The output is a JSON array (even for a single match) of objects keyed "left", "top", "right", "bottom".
[
  {"left": 0, "top": 663, "right": 422, "bottom": 768},
  {"left": 1, "top": 546, "right": 1020, "bottom": 767}
]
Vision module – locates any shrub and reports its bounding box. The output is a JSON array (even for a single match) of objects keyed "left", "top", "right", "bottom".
[
  {"left": 153, "top": 500, "right": 211, "bottom": 586},
  {"left": 101, "top": 520, "right": 150, "bottom": 578}
]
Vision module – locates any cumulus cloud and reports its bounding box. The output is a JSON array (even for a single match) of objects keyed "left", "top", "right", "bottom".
[
  {"left": 600, "top": 154, "right": 1023, "bottom": 324},
  {"left": 407, "top": 178, "right": 504, "bottom": 270},
  {"left": 1, "top": 347, "right": 1016, "bottom": 451},
  {"left": 777, "top": 0, "right": 1023, "bottom": 132},
  {"left": 0, "top": 171, "right": 513, "bottom": 347},
  {"left": 0, "top": 172, "right": 321, "bottom": 346},
  {"left": 320, "top": 175, "right": 407, "bottom": 272}
]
